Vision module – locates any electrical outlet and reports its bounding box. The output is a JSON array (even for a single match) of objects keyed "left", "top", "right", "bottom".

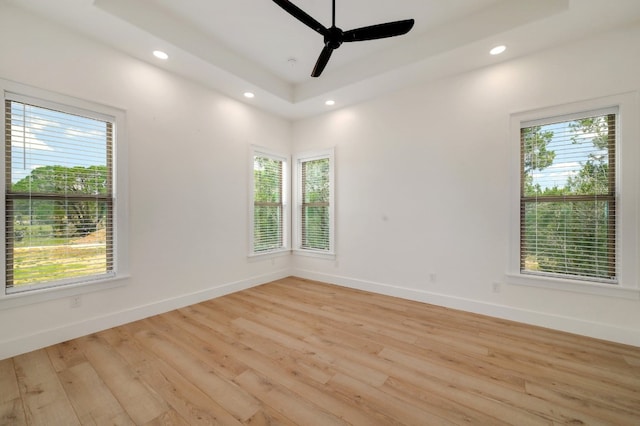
[
  {"left": 492, "top": 282, "right": 501, "bottom": 293},
  {"left": 70, "top": 295, "right": 81, "bottom": 308}
]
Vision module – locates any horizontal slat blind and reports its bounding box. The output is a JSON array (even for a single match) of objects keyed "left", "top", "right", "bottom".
[
  {"left": 520, "top": 110, "right": 616, "bottom": 282},
  {"left": 253, "top": 154, "right": 284, "bottom": 252},
  {"left": 5, "top": 99, "right": 114, "bottom": 291},
  {"left": 301, "top": 158, "right": 330, "bottom": 251}
]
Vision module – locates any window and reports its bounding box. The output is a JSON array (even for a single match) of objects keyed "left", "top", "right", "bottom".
[
  {"left": 520, "top": 108, "right": 617, "bottom": 283},
  {"left": 509, "top": 93, "right": 639, "bottom": 298},
  {"left": 293, "top": 149, "right": 334, "bottom": 255},
  {"left": 3, "top": 84, "right": 127, "bottom": 297},
  {"left": 250, "top": 147, "right": 288, "bottom": 255}
]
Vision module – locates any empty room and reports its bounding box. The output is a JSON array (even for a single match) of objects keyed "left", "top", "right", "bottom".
[{"left": 1, "top": 0, "right": 640, "bottom": 424}]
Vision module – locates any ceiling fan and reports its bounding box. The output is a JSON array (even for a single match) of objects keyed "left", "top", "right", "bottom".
[{"left": 273, "top": 0, "right": 415, "bottom": 77}]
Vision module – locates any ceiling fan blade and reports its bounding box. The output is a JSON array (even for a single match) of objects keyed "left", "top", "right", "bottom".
[
  {"left": 273, "top": 0, "right": 328, "bottom": 36},
  {"left": 311, "top": 45, "right": 334, "bottom": 77},
  {"left": 342, "top": 19, "right": 415, "bottom": 42}
]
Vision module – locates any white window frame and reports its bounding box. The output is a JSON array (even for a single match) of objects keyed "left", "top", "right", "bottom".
[
  {"left": 507, "top": 92, "right": 639, "bottom": 299},
  {"left": 249, "top": 146, "right": 290, "bottom": 257},
  {"left": 0, "top": 79, "right": 129, "bottom": 309},
  {"left": 293, "top": 148, "right": 335, "bottom": 258}
]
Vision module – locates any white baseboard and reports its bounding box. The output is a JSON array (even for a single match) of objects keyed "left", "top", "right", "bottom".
[
  {"left": 292, "top": 268, "right": 640, "bottom": 347},
  {"left": 5, "top": 267, "right": 637, "bottom": 360},
  {"left": 0, "top": 269, "right": 289, "bottom": 360}
]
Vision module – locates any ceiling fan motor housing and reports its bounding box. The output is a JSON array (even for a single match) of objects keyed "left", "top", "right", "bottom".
[{"left": 326, "top": 27, "right": 344, "bottom": 49}]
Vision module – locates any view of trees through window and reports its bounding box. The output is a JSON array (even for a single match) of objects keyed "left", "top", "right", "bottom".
[
  {"left": 301, "top": 158, "right": 330, "bottom": 251},
  {"left": 253, "top": 155, "right": 284, "bottom": 253},
  {"left": 521, "top": 111, "right": 616, "bottom": 282},
  {"left": 6, "top": 100, "right": 112, "bottom": 289}
]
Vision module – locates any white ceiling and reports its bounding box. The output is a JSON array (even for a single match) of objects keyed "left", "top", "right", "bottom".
[{"left": 5, "top": 0, "right": 640, "bottom": 119}]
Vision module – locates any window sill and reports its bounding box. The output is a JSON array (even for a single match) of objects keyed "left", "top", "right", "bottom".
[
  {"left": 506, "top": 273, "right": 639, "bottom": 300},
  {"left": 293, "top": 249, "right": 336, "bottom": 260},
  {"left": 248, "top": 249, "right": 291, "bottom": 260},
  {"left": 0, "top": 274, "right": 130, "bottom": 310}
]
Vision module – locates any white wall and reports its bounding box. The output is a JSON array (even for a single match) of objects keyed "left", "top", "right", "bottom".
[
  {"left": 0, "top": 4, "right": 291, "bottom": 359},
  {"left": 292, "top": 24, "right": 640, "bottom": 346}
]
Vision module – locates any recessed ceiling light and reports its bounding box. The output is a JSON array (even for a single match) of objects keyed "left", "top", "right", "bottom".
[
  {"left": 325, "top": 100, "right": 335, "bottom": 106},
  {"left": 490, "top": 45, "right": 506, "bottom": 55},
  {"left": 153, "top": 50, "right": 169, "bottom": 60},
  {"left": 244, "top": 92, "right": 255, "bottom": 99}
]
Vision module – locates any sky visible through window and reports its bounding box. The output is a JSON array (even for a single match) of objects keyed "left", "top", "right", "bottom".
[
  {"left": 10, "top": 102, "right": 108, "bottom": 184},
  {"left": 528, "top": 119, "right": 607, "bottom": 191}
]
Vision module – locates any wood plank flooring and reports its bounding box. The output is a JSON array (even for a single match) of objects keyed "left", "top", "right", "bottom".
[{"left": 2, "top": 277, "right": 640, "bottom": 425}]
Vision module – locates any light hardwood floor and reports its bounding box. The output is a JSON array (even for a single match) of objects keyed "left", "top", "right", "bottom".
[{"left": 2, "top": 277, "right": 640, "bottom": 425}]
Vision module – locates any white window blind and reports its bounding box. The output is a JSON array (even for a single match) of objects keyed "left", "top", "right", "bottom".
[
  {"left": 252, "top": 150, "right": 287, "bottom": 254},
  {"left": 301, "top": 158, "right": 330, "bottom": 250},
  {"left": 5, "top": 97, "right": 114, "bottom": 292},
  {"left": 294, "top": 149, "right": 334, "bottom": 254},
  {"left": 520, "top": 108, "right": 617, "bottom": 283}
]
